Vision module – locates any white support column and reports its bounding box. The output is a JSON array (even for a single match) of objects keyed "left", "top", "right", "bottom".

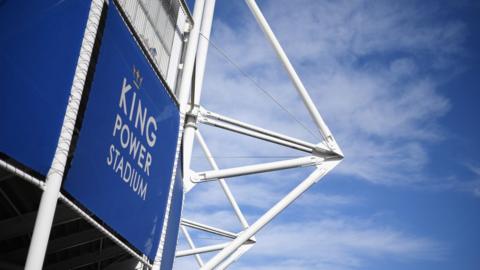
[
  {"left": 194, "top": 0, "right": 216, "bottom": 104},
  {"left": 177, "top": 0, "right": 206, "bottom": 191},
  {"left": 192, "top": 156, "right": 323, "bottom": 182},
  {"left": 176, "top": 242, "right": 231, "bottom": 257},
  {"left": 216, "top": 243, "right": 255, "bottom": 270},
  {"left": 181, "top": 225, "right": 204, "bottom": 267},
  {"left": 177, "top": 0, "right": 205, "bottom": 107},
  {"left": 177, "top": 0, "right": 217, "bottom": 193},
  {"left": 195, "top": 130, "right": 249, "bottom": 229},
  {"left": 200, "top": 160, "right": 341, "bottom": 270},
  {"left": 244, "top": 0, "right": 342, "bottom": 155},
  {"left": 24, "top": 1, "right": 104, "bottom": 269}
]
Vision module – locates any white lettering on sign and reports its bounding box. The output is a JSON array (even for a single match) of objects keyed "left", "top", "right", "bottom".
[{"left": 106, "top": 66, "right": 158, "bottom": 201}]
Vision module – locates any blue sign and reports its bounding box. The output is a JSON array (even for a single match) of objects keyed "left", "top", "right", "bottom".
[
  {"left": 63, "top": 2, "right": 181, "bottom": 261},
  {"left": 160, "top": 159, "right": 184, "bottom": 270},
  {"left": 0, "top": 0, "right": 92, "bottom": 175}
]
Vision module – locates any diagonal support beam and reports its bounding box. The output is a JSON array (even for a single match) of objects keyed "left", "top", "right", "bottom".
[
  {"left": 192, "top": 156, "right": 323, "bottom": 182},
  {"left": 181, "top": 219, "right": 255, "bottom": 242},
  {"left": 195, "top": 130, "right": 250, "bottom": 229},
  {"left": 198, "top": 108, "right": 336, "bottom": 156},
  {"left": 181, "top": 219, "right": 238, "bottom": 239},
  {"left": 201, "top": 160, "right": 341, "bottom": 269},
  {"left": 216, "top": 243, "right": 255, "bottom": 270},
  {"left": 176, "top": 242, "right": 231, "bottom": 257},
  {"left": 181, "top": 225, "right": 204, "bottom": 267},
  {"left": 199, "top": 108, "right": 325, "bottom": 151},
  {"left": 244, "top": 0, "right": 342, "bottom": 155}
]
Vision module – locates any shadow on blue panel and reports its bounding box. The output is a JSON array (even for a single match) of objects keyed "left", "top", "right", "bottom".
[{"left": 0, "top": 0, "right": 91, "bottom": 175}]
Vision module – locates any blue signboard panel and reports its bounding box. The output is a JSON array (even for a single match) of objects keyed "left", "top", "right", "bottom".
[
  {"left": 161, "top": 160, "right": 184, "bottom": 270},
  {"left": 63, "top": 2, "right": 180, "bottom": 261},
  {"left": 0, "top": 0, "right": 92, "bottom": 175}
]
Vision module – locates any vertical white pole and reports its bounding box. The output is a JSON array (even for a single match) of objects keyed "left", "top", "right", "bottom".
[
  {"left": 244, "top": 0, "right": 342, "bottom": 154},
  {"left": 201, "top": 161, "right": 340, "bottom": 270},
  {"left": 194, "top": 0, "right": 216, "bottom": 104},
  {"left": 177, "top": 0, "right": 205, "bottom": 191},
  {"left": 24, "top": 0, "right": 104, "bottom": 269},
  {"left": 177, "top": 0, "right": 205, "bottom": 107},
  {"left": 177, "top": 0, "right": 217, "bottom": 192}
]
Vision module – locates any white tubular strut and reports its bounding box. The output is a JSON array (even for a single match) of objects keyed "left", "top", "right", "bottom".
[
  {"left": 181, "top": 226, "right": 205, "bottom": 267},
  {"left": 195, "top": 130, "right": 250, "bottom": 229},
  {"left": 181, "top": 218, "right": 254, "bottom": 241},
  {"left": 192, "top": 156, "right": 323, "bottom": 182},
  {"left": 244, "top": 0, "right": 342, "bottom": 155},
  {"left": 198, "top": 108, "right": 338, "bottom": 157},
  {"left": 200, "top": 160, "right": 340, "bottom": 269},
  {"left": 177, "top": 0, "right": 206, "bottom": 192},
  {"left": 177, "top": 0, "right": 205, "bottom": 108},
  {"left": 176, "top": 242, "right": 231, "bottom": 258},
  {"left": 178, "top": 0, "right": 345, "bottom": 269},
  {"left": 24, "top": 1, "right": 105, "bottom": 269},
  {"left": 179, "top": 0, "right": 217, "bottom": 193},
  {"left": 216, "top": 243, "right": 255, "bottom": 270},
  {"left": 194, "top": 0, "right": 217, "bottom": 104}
]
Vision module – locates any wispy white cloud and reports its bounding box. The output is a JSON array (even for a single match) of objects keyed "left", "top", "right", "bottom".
[
  {"left": 420, "top": 162, "right": 480, "bottom": 198},
  {"left": 466, "top": 164, "right": 480, "bottom": 177},
  {"left": 174, "top": 212, "right": 444, "bottom": 270},
  {"left": 233, "top": 217, "right": 444, "bottom": 270},
  {"left": 446, "top": 163, "right": 480, "bottom": 197},
  {"left": 468, "top": 164, "right": 480, "bottom": 197}
]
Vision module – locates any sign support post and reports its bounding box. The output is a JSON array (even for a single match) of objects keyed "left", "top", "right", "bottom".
[{"left": 24, "top": 1, "right": 104, "bottom": 269}]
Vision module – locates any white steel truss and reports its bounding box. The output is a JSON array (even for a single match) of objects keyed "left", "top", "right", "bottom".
[
  {"left": 0, "top": 0, "right": 344, "bottom": 268},
  {"left": 174, "top": 0, "right": 344, "bottom": 269}
]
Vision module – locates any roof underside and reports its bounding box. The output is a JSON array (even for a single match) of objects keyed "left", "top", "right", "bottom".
[{"left": 0, "top": 166, "right": 134, "bottom": 270}]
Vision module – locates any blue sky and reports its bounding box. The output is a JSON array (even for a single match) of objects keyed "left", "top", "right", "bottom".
[{"left": 176, "top": 0, "right": 480, "bottom": 269}]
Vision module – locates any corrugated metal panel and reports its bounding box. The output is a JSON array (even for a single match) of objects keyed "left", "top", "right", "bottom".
[{"left": 116, "top": 0, "right": 190, "bottom": 89}]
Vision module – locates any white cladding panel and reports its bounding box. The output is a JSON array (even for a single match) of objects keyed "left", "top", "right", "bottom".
[{"left": 116, "top": 0, "right": 190, "bottom": 90}]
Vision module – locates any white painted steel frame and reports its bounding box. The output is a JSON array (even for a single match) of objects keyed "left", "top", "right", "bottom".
[
  {"left": 191, "top": 156, "right": 324, "bottom": 182},
  {"left": 200, "top": 161, "right": 340, "bottom": 269},
  {"left": 24, "top": 0, "right": 105, "bottom": 269},
  {"left": 244, "top": 0, "right": 342, "bottom": 155},
  {"left": 198, "top": 107, "right": 321, "bottom": 152},
  {"left": 181, "top": 219, "right": 244, "bottom": 240},
  {"left": 181, "top": 225, "right": 205, "bottom": 267},
  {"left": 195, "top": 130, "right": 250, "bottom": 229},
  {"left": 177, "top": 0, "right": 208, "bottom": 194},
  {"left": 176, "top": 242, "right": 231, "bottom": 258},
  {"left": 174, "top": 0, "right": 344, "bottom": 269}
]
